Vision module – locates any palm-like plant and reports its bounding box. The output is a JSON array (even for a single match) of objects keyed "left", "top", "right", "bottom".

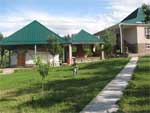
[{"left": 47, "top": 36, "right": 62, "bottom": 66}]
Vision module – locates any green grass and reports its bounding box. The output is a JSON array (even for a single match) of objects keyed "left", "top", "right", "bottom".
[
  {"left": 0, "top": 58, "right": 129, "bottom": 113},
  {"left": 117, "top": 56, "right": 150, "bottom": 113}
]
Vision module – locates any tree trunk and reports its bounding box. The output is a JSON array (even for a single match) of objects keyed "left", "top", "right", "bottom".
[{"left": 42, "top": 78, "right": 44, "bottom": 96}]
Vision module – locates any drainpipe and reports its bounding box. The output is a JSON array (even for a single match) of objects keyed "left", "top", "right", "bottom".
[{"left": 119, "top": 23, "right": 123, "bottom": 54}]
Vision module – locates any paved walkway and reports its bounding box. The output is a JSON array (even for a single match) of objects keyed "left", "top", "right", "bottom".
[
  {"left": 0, "top": 68, "right": 16, "bottom": 74},
  {"left": 80, "top": 57, "right": 138, "bottom": 113},
  {"left": 0, "top": 68, "right": 30, "bottom": 75}
]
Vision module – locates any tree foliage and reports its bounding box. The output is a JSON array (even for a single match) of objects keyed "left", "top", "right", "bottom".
[
  {"left": 37, "top": 63, "right": 49, "bottom": 80},
  {"left": 47, "top": 36, "right": 62, "bottom": 56},
  {"left": 83, "top": 45, "right": 93, "bottom": 57},
  {"left": 34, "top": 56, "right": 49, "bottom": 95},
  {"left": 142, "top": 4, "right": 150, "bottom": 23},
  {"left": 34, "top": 56, "right": 49, "bottom": 80},
  {"left": 64, "top": 34, "right": 71, "bottom": 40},
  {"left": 47, "top": 36, "right": 62, "bottom": 66},
  {"left": 103, "top": 30, "right": 116, "bottom": 55},
  {"left": 0, "top": 33, "right": 3, "bottom": 40},
  {"left": 0, "top": 33, "right": 4, "bottom": 67}
]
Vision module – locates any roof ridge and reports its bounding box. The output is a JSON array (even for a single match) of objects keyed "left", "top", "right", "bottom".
[
  {"left": 121, "top": 8, "right": 139, "bottom": 22},
  {"left": 0, "top": 20, "right": 66, "bottom": 45},
  {"left": 79, "top": 29, "right": 100, "bottom": 39},
  {"left": 6, "top": 20, "right": 62, "bottom": 38},
  {"left": 33, "top": 20, "right": 62, "bottom": 38}
]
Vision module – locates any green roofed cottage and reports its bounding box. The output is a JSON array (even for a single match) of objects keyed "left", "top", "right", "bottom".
[
  {"left": 0, "top": 21, "right": 104, "bottom": 67},
  {"left": 95, "top": 7, "right": 150, "bottom": 56},
  {"left": 0, "top": 20, "right": 66, "bottom": 67}
]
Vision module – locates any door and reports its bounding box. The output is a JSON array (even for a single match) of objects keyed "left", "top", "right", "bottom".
[{"left": 17, "top": 51, "right": 25, "bottom": 66}]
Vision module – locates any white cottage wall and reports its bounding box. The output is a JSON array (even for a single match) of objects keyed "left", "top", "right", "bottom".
[
  {"left": 25, "top": 50, "right": 60, "bottom": 66},
  {"left": 10, "top": 52, "right": 17, "bottom": 66},
  {"left": 10, "top": 50, "right": 60, "bottom": 67}
]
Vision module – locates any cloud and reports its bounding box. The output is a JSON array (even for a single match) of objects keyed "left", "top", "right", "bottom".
[
  {"left": 0, "top": 10, "right": 114, "bottom": 37},
  {"left": 0, "top": 0, "right": 150, "bottom": 37},
  {"left": 106, "top": 0, "right": 150, "bottom": 20}
]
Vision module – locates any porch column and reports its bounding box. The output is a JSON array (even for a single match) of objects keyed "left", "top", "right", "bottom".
[
  {"left": 101, "top": 44, "right": 105, "bottom": 60},
  {"left": 63, "top": 46, "right": 65, "bottom": 63},
  {"left": 9, "top": 50, "right": 11, "bottom": 67},
  {"left": 119, "top": 24, "right": 123, "bottom": 54},
  {"left": 34, "top": 44, "right": 37, "bottom": 57},
  {"left": 68, "top": 44, "right": 72, "bottom": 64}
]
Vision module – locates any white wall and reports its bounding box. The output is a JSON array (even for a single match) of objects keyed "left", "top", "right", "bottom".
[
  {"left": 123, "top": 27, "right": 138, "bottom": 44},
  {"left": 10, "top": 50, "right": 60, "bottom": 67},
  {"left": 137, "top": 26, "right": 150, "bottom": 44},
  {"left": 10, "top": 52, "right": 17, "bottom": 66},
  {"left": 26, "top": 50, "right": 60, "bottom": 66}
]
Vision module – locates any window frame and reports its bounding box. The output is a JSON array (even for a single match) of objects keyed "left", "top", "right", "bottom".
[
  {"left": 145, "top": 27, "right": 150, "bottom": 39},
  {"left": 145, "top": 43, "right": 150, "bottom": 49}
]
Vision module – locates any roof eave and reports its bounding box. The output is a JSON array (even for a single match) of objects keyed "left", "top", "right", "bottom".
[{"left": 119, "top": 22, "right": 150, "bottom": 26}]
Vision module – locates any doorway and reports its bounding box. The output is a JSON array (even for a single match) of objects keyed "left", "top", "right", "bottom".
[{"left": 17, "top": 51, "right": 25, "bottom": 66}]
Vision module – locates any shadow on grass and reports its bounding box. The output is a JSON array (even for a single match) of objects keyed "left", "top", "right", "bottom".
[
  {"left": 15, "top": 76, "right": 110, "bottom": 113},
  {"left": 80, "top": 59, "right": 128, "bottom": 70},
  {"left": 1, "top": 58, "right": 129, "bottom": 113},
  {"left": 116, "top": 56, "right": 150, "bottom": 113},
  {"left": 117, "top": 110, "right": 150, "bottom": 113},
  {"left": 0, "top": 98, "right": 17, "bottom": 102},
  {"left": 128, "top": 97, "right": 150, "bottom": 106}
]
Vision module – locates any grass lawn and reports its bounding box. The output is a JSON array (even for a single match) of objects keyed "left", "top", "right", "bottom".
[
  {"left": 0, "top": 58, "right": 129, "bottom": 113},
  {"left": 117, "top": 56, "right": 150, "bottom": 113}
]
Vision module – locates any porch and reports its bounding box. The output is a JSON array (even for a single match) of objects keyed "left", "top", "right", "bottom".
[
  {"left": 0, "top": 45, "right": 60, "bottom": 67},
  {"left": 63, "top": 30, "right": 104, "bottom": 64},
  {"left": 64, "top": 44, "right": 104, "bottom": 64}
]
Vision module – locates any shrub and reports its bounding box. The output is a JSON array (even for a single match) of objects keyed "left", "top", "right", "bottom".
[
  {"left": 34, "top": 56, "right": 49, "bottom": 96},
  {"left": 83, "top": 46, "right": 93, "bottom": 57}
]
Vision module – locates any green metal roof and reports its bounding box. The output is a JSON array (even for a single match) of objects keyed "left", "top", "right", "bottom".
[
  {"left": 0, "top": 20, "right": 66, "bottom": 45},
  {"left": 71, "top": 30, "right": 104, "bottom": 44},
  {"left": 121, "top": 8, "right": 145, "bottom": 24},
  {"left": 0, "top": 21, "right": 104, "bottom": 46}
]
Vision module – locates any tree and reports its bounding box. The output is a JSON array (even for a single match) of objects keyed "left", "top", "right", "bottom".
[
  {"left": 0, "top": 33, "right": 3, "bottom": 40},
  {"left": 103, "top": 30, "right": 116, "bottom": 57},
  {"left": 142, "top": 4, "right": 150, "bottom": 23},
  {"left": 64, "top": 34, "right": 71, "bottom": 40},
  {"left": 0, "top": 33, "right": 4, "bottom": 67},
  {"left": 47, "top": 36, "right": 62, "bottom": 66},
  {"left": 83, "top": 45, "right": 93, "bottom": 57},
  {"left": 0, "top": 48, "right": 4, "bottom": 67},
  {"left": 34, "top": 57, "right": 49, "bottom": 96}
]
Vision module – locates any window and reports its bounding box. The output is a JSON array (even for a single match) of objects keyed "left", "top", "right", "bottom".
[
  {"left": 146, "top": 44, "right": 150, "bottom": 49},
  {"left": 145, "top": 27, "right": 150, "bottom": 39}
]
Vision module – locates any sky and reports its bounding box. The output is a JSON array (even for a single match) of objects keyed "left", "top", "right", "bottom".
[{"left": 0, "top": 0, "right": 150, "bottom": 37}]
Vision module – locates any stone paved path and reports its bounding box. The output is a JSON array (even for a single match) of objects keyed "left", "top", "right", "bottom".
[
  {"left": 0, "top": 68, "right": 30, "bottom": 75},
  {"left": 80, "top": 57, "right": 138, "bottom": 113},
  {"left": 0, "top": 68, "right": 15, "bottom": 74}
]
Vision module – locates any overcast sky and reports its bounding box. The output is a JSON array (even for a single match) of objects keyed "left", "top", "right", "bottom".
[{"left": 0, "top": 0, "right": 150, "bottom": 37}]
